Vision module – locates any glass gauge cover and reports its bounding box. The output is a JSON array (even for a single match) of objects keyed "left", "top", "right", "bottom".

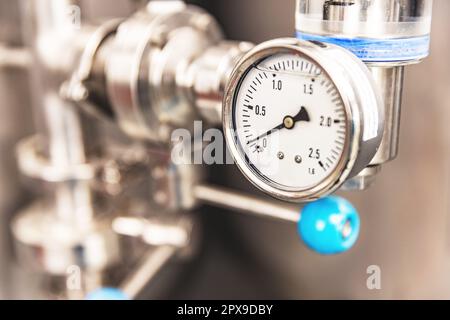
[{"left": 223, "top": 38, "right": 383, "bottom": 202}]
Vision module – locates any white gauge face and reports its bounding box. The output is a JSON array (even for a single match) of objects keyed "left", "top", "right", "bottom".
[{"left": 232, "top": 52, "right": 347, "bottom": 191}]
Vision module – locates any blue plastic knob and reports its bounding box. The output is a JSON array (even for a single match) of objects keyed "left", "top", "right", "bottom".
[
  {"left": 86, "top": 287, "right": 129, "bottom": 300},
  {"left": 298, "top": 196, "right": 360, "bottom": 255}
]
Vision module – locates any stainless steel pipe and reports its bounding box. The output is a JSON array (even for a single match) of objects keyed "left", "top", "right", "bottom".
[
  {"left": 194, "top": 184, "right": 301, "bottom": 223},
  {"left": 120, "top": 246, "right": 177, "bottom": 299}
]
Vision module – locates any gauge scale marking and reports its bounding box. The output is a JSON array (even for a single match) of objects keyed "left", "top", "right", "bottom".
[{"left": 232, "top": 53, "right": 347, "bottom": 191}]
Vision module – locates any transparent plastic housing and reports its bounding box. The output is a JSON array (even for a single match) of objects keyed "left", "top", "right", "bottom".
[{"left": 296, "top": 0, "right": 433, "bottom": 39}]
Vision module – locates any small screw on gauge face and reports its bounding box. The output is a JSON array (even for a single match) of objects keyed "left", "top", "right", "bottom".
[
  {"left": 295, "top": 155, "right": 302, "bottom": 164},
  {"left": 283, "top": 116, "right": 295, "bottom": 129},
  {"left": 277, "top": 152, "right": 285, "bottom": 160}
]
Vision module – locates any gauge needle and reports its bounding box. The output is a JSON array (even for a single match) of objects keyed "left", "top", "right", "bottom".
[{"left": 247, "top": 106, "right": 310, "bottom": 145}]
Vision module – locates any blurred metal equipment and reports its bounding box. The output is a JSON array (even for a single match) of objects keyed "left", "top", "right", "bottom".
[
  {"left": 0, "top": 44, "right": 31, "bottom": 69},
  {"left": 0, "top": 0, "right": 437, "bottom": 299},
  {"left": 12, "top": 0, "right": 255, "bottom": 298}
]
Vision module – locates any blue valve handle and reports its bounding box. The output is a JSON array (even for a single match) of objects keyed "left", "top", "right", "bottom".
[
  {"left": 298, "top": 196, "right": 360, "bottom": 255},
  {"left": 86, "top": 287, "right": 129, "bottom": 300}
]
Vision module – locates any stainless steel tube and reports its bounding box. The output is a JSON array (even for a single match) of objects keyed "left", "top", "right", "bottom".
[
  {"left": 120, "top": 246, "right": 177, "bottom": 299},
  {"left": 368, "top": 66, "right": 405, "bottom": 165},
  {"left": 194, "top": 185, "right": 300, "bottom": 223},
  {"left": 0, "top": 44, "right": 31, "bottom": 69},
  {"left": 21, "top": 0, "right": 96, "bottom": 225}
]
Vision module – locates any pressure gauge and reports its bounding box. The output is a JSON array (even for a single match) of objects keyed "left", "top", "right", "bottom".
[{"left": 223, "top": 38, "right": 384, "bottom": 202}]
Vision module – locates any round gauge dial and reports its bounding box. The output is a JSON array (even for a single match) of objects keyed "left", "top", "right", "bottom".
[
  {"left": 223, "top": 39, "right": 383, "bottom": 202},
  {"left": 233, "top": 53, "right": 347, "bottom": 191}
]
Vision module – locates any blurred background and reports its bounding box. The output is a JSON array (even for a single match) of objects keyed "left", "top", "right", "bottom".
[{"left": 0, "top": 0, "right": 449, "bottom": 299}]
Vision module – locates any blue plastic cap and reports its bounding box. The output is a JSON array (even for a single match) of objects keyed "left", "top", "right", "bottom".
[
  {"left": 86, "top": 287, "right": 129, "bottom": 300},
  {"left": 298, "top": 196, "right": 360, "bottom": 255}
]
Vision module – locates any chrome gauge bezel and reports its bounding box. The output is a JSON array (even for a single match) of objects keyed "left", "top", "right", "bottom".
[{"left": 223, "top": 38, "right": 383, "bottom": 202}]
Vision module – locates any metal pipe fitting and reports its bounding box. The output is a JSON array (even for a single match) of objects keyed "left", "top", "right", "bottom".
[
  {"left": 296, "top": 0, "right": 433, "bottom": 190},
  {"left": 104, "top": 2, "right": 223, "bottom": 142},
  {"left": 181, "top": 41, "right": 254, "bottom": 125}
]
